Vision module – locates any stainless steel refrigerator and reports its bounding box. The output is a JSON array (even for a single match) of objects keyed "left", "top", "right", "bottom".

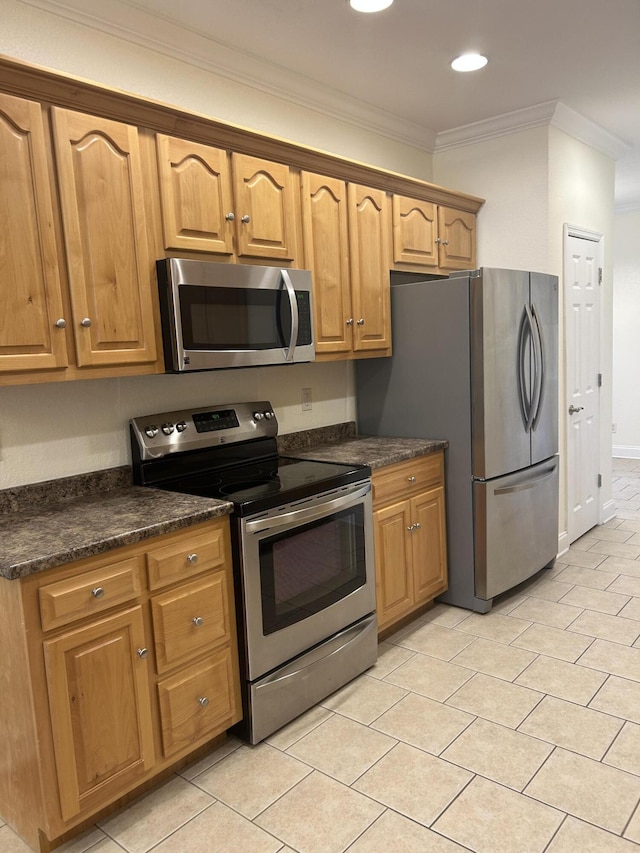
[{"left": 356, "top": 267, "right": 559, "bottom": 613}]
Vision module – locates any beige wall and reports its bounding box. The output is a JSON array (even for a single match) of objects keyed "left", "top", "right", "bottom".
[
  {"left": 434, "top": 127, "right": 617, "bottom": 546},
  {"left": 612, "top": 212, "right": 640, "bottom": 455},
  {"left": 0, "top": 0, "right": 432, "bottom": 489}
]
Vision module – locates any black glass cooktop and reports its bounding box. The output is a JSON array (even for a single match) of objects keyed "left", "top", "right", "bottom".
[{"left": 158, "top": 455, "right": 371, "bottom": 516}]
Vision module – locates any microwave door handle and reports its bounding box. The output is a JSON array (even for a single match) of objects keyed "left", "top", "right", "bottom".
[{"left": 281, "top": 269, "right": 298, "bottom": 362}]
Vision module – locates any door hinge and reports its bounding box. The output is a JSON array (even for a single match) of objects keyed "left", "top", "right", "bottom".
[
  {"left": 598, "top": 373, "right": 602, "bottom": 387},
  {"left": 598, "top": 474, "right": 602, "bottom": 488},
  {"left": 598, "top": 267, "right": 603, "bottom": 284}
]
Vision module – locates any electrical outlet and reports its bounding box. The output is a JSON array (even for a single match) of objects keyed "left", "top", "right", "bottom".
[
  {"left": 301, "top": 388, "right": 312, "bottom": 411},
  {"left": 612, "top": 423, "right": 617, "bottom": 433}
]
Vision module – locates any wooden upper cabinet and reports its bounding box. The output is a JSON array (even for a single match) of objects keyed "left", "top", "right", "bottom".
[
  {"left": 156, "top": 134, "right": 234, "bottom": 255},
  {"left": 0, "top": 93, "right": 68, "bottom": 373},
  {"left": 231, "top": 153, "right": 298, "bottom": 262},
  {"left": 301, "top": 172, "right": 352, "bottom": 354},
  {"left": 437, "top": 206, "right": 476, "bottom": 271},
  {"left": 392, "top": 196, "right": 438, "bottom": 268},
  {"left": 392, "top": 196, "right": 476, "bottom": 272},
  {"left": 347, "top": 184, "right": 392, "bottom": 354},
  {"left": 52, "top": 108, "right": 157, "bottom": 367}
]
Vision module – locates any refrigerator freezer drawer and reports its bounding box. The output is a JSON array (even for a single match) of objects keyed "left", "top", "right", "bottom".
[{"left": 474, "top": 457, "right": 559, "bottom": 601}]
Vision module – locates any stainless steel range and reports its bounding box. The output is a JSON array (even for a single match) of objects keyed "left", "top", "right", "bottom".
[{"left": 130, "top": 402, "right": 377, "bottom": 744}]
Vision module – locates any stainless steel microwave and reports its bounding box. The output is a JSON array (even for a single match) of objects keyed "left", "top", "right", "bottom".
[{"left": 156, "top": 258, "right": 315, "bottom": 372}]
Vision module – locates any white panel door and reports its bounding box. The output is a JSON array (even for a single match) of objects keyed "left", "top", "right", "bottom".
[{"left": 565, "top": 232, "right": 601, "bottom": 542}]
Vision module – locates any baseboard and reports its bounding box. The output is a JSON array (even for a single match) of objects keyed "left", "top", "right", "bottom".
[
  {"left": 557, "top": 530, "right": 569, "bottom": 557},
  {"left": 613, "top": 445, "right": 640, "bottom": 459},
  {"left": 601, "top": 499, "right": 617, "bottom": 524}
]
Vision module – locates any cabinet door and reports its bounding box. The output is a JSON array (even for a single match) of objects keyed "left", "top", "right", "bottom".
[
  {"left": 43, "top": 606, "right": 155, "bottom": 821},
  {"left": 156, "top": 134, "right": 234, "bottom": 255},
  {"left": 411, "top": 486, "right": 448, "bottom": 603},
  {"left": 301, "top": 172, "right": 352, "bottom": 354},
  {"left": 437, "top": 207, "right": 475, "bottom": 271},
  {"left": 347, "top": 184, "right": 392, "bottom": 353},
  {"left": 52, "top": 108, "right": 157, "bottom": 367},
  {"left": 0, "top": 93, "right": 68, "bottom": 372},
  {"left": 392, "top": 196, "right": 438, "bottom": 268},
  {"left": 232, "top": 153, "right": 298, "bottom": 262},
  {"left": 374, "top": 500, "right": 413, "bottom": 632}
]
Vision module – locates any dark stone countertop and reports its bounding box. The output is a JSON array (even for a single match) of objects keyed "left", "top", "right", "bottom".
[
  {"left": 281, "top": 433, "right": 448, "bottom": 469},
  {"left": 0, "top": 427, "right": 446, "bottom": 581},
  {"left": 0, "top": 468, "right": 232, "bottom": 580}
]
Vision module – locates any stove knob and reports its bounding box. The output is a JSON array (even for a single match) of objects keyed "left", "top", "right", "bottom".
[
  {"left": 253, "top": 412, "right": 264, "bottom": 421},
  {"left": 176, "top": 421, "right": 188, "bottom": 432},
  {"left": 161, "top": 423, "right": 175, "bottom": 435},
  {"left": 264, "top": 411, "right": 275, "bottom": 420},
  {"left": 144, "top": 425, "right": 159, "bottom": 438}
]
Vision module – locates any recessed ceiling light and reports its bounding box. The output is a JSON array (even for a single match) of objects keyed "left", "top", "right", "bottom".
[
  {"left": 349, "top": 0, "right": 393, "bottom": 12},
  {"left": 451, "top": 53, "right": 488, "bottom": 72}
]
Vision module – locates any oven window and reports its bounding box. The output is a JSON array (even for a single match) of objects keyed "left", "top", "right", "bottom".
[
  {"left": 180, "top": 285, "right": 289, "bottom": 350},
  {"left": 259, "top": 504, "right": 367, "bottom": 635}
]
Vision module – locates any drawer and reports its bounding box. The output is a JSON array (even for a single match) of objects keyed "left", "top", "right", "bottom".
[
  {"left": 39, "top": 557, "right": 143, "bottom": 631},
  {"left": 372, "top": 452, "right": 443, "bottom": 507},
  {"left": 146, "top": 522, "right": 229, "bottom": 590},
  {"left": 157, "top": 649, "right": 241, "bottom": 757},
  {"left": 151, "top": 573, "right": 231, "bottom": 673}
]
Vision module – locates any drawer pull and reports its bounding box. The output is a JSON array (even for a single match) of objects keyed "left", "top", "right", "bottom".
[
  {"left": 91, "top": 587, "right": 105, "bottom": 599},
  {"left": 198, "top": 696, "right": 209, "bottom": 708},
  {"left": 137, "top": 648, "right": 149, "bottom": 659},
  {"left": 408, "top": 476, "right": 416, "bottom": 483},
  {"left": 192, "top": 616, "right": 204, "bottom": 628},
  {"left": 186, "top": 553, "right": 198, "bottom": 565}
]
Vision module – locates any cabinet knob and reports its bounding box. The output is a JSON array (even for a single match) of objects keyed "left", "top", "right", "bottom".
[
  {"left": 407, "top": 524, "right": 415, "bottom": 532},
  {"left": 414, "top": 522, "right": 421, "bottom": 530},
  {"left": 407, "top": 476, "right": 416, "bottom": 483},
  {"left": 186, "top": 553, "right": 198, "bottom": 565},
  {"left": 55, "top": 318, "right": 67, "bottom": 329},
  {"left": 80, "top": 317, "right": 92, "bottom": 327},
  {"left": 241, "top": 214, "right": 251, "bottom": 224},
  {"left": 357, "top": 318, "right": 365, "bottom": 326},
  {"left": 192, "top": 616, "right": 204, "bottom": 628},
  {"left": 225, "top": 211, "right": 235, "bottom": 221},
  {"left": 91, "top": 587, "right": 105, "bottom": 599},
  {"left": 442, "top": 240, "right": 449, "bottom": 246},
  {"left": 346, "top": 318, "right": 354, "bottom": 326},
  {"left": 137, "top": 648, "right": 149, "bottom": 659},
  {"left": 198, "top": 696, "right": 209, "bottom": 708},
  {"left": 435, "top": 238, "right": 441, "bottom": 244}
]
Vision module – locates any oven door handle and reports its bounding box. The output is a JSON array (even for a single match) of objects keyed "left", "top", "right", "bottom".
[{"left": 244, "top": 482, "right": 371, "bottom": 535}]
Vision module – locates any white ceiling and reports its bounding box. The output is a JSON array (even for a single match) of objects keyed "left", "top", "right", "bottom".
[{"left": 31, "top": 0, "right": 640, "bottom": 209}]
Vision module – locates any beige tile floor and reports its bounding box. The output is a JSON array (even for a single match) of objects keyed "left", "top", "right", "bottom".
[{"left": 5, "top": 458, "right": 640, "bottom": 852}]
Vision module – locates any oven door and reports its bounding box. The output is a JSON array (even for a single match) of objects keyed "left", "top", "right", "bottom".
[{"left": 238, "top": 481, "right": 376, "bottom": 681}]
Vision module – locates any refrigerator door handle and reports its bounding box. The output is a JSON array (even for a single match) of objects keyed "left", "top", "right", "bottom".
[
  {"left": 517, "top": 307, "right": 532, "bottom": 429},
  {"left": 493, "top": 467, "right": 557, "bottom": 495},
  {"left": 530, "top": 302, "right": 545, "bottom": 430}
]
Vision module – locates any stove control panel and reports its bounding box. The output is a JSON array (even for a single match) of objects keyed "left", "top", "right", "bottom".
[{"left": 130, "top": 401, "right": 278, "bottom": 460}]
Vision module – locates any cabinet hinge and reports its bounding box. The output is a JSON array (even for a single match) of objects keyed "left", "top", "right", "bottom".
[
  {"left": 598, "top": 373, "right": 602, "bottom": 387},
  {"left": 598, "top": 474, "right": 602, "bottom": 488},
  {"left": 598, "top": 267, "right": 603, "bottom": 285}
]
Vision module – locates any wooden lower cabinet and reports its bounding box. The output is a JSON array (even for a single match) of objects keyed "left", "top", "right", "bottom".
[
  {"left": 373, "top": 451, "right": 448, "bottom": 633},
  {"left": 0, "top": 518, "right": 241, "bottom": 852}
]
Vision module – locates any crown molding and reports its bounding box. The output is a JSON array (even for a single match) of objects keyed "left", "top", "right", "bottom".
[
  {"left": 550, "top": 102, "right": 630, "bottom": 161},
  {"left": 615, "top": 202, "right": 640, "bottom": 216},
  {"left": 435, "top": 99, "right": 630, "bottom": 161},
  {"left": 20, "top": 0, "right": 436, "bottom": 152}
]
